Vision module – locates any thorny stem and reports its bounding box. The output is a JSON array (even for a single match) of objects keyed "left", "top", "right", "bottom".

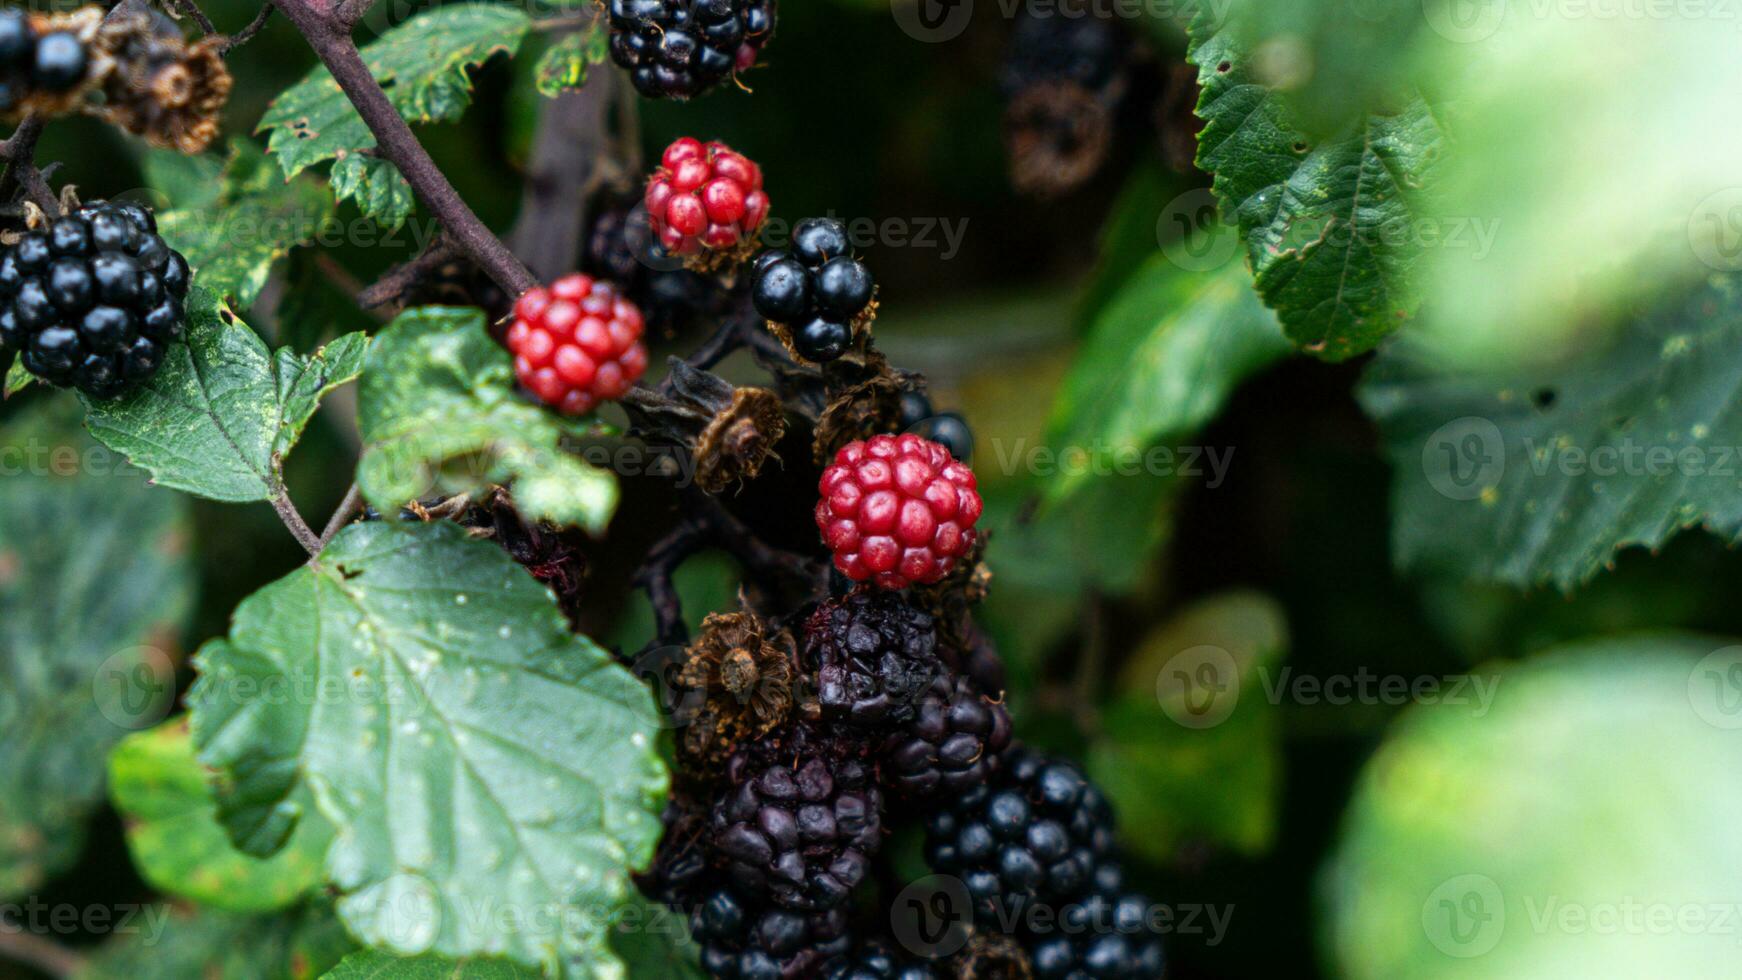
[{"left": 268, "top": 0, "right": 537, "bottom": 299}]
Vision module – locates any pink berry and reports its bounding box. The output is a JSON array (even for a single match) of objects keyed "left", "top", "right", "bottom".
[
  {"left": 814, "top": 434, "right": 982, "bottom": 590},
  {"left": 507, "top": 275, "right": 648, "bottom": 416}
]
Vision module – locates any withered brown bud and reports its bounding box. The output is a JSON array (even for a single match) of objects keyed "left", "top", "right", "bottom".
[
  {"left": 953, "top": 930, "right": 1034, "bottom": 980},
  {"left": 811, "top": 350, "right": 907, "bottom": 465},
  {"left": 621, "top": 359, "right": 787, "bottom": 494},
  {"left": 673, "top": 609, "right": 796, "bottom": 772},
  {"left": 1004, "top": 81, "right": 1115, "bottom": 198},
  {"left": 94, "top": 5, "right": 231, "bottom": 153}
]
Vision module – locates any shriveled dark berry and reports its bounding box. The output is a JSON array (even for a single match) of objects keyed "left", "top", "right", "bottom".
[
  {"left": 880, "top": 672, "right": 1012, "bottom": 800},
  {"left": 800, "top": 591, "right": 944, "bottom": 729}
]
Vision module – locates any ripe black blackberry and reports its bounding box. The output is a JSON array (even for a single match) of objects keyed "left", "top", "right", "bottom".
[
  {"left": 1026, "top": 864, "right": 1165, "bottom": 979},
  {"left": 581, "top": 194, "right": 725, "bottom": 339},
  {"left": 752, "top": 219, "right": 875, "bottom": 363},
  {"left": 711, "top": 726, "right": 883, "bottom": 911},
  {"left": 690, "top": 880, "right": 851, "bottom": 979},
  {"left": 0, "top": 10, "right": 89, "bottom": 112},
  {"left": 881, "top": 671, "right": 1012, "bottom": 801},
  {"left": 923, "top": 747, "right": 1116, "bottom": 925},
  {"left": 800, "top": 591, "right": 944, "bottom": 730},
  {"left": 822, "top": 940, "right": 942, "bottom": 980},
  {"left": 607, "top": 0, "right": 777, "bottom": 101},
  {"left": 0, "top": 201, "right": 190, "bottom": 398}
]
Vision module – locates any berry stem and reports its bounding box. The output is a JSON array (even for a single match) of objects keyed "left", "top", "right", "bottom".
[
  {"left": 0, "top": 115, "right": 62, "bottom": 216},
  {"left": 269, "top": 0, "right": 538, "bottom": 300},
  {"left": 318, "top": 482, "right": 364, "bottom": 549}
]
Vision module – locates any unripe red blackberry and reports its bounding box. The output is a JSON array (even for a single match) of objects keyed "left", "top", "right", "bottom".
[
  {"left": 815, "top": 433, "right": 983, "bottom": 589},
  {"left": 607, "top": 0, "right": 777, "bottom": 101},
  {"left": 644, "top": 137, "right": 770, "bottom": 261},
  {"left": 0, "top": 201, "right": 190, "bottom": 398},
  {"left": 580, "top": 192, "right": 727, "bottom": 338},
  {"left": 710, "top": 726, "right": 883, "bottom": 911},
  {"left": 880, "top": 672, "right": 1012, "bottom": 800},
  {"left": 801, "top": 591, "right": 944, "bottom": 731},
  {"left": 506, "top": 273, "right": 648, "bottom": 416}
]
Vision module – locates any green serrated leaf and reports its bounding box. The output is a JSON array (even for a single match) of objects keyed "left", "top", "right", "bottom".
[
  {"left": 1361, "top": 274, "right": 1742, "bottom": 590},
  {"left": 188, "top": 521, "right": 667, "bottom": 977},
  {"left": 1323, "top": 636, "right": 1742, "bottom": 978},
  {"left": 0, "top": 402, "right": 194, "bottom": 899},
  {"left": 110, "top": 720, "right": 333, "bottom": 912},
  {"left": 5, "top": 357, "right": 34, "bottom": 397},
  {"left": 157, "top": 141, "right": 335, "bottom": 309},
  {"left": 331, "top": 154, "right": 416, "bottom": 230},
  {"left": 1187, "top": 7, "right": 1443, "bottom": 360},
  {"left": 1088, "top": 591, "right": 1287, "bottom": 862},
  {"left": 82, "top": 289, "right": 368, "bottom": 504},
  {"left": 534, "top": 25, "right": 609, "bottom": 97},
  {"left": 356, "top": 306, "right": 618, "bottom": 532},
  {"left": 322, "top": 951, "right": 544, "bottom": 979},
  {"left": 259, "top": 5, "right": 531, "bottom": 179},
  {"left": 76, "top": 902, "right": 354, "bottom": 980}
]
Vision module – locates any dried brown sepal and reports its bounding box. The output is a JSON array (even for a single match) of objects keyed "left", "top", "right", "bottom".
[
  {"left": 952, "top": 930, "right": 1034, "bottom": 980},
  {"left": 761, "top": 289, "right": 881, "bottom": 367},
  {"left": 811, "top": 350, "right": 906, "bottom": 465},
  {"left": 621, "top": 359, "right": 789, "bottom": 493},
  {"left": 674, "top": 609, "right": 797, "bottom": 772},
  {"left": 1004, "top": 80, "right": 1115, "bottom": 198},
  {"left": 680, "top": 235, "right": 760, "bottom": 276},
  {"left": 94, "top": 8, "right": 231, "bottom": 153}
]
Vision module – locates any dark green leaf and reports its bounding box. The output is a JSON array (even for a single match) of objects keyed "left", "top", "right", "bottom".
[
  {"left": 188, "top": 521, "right": 667, "bottom": 974},
  {"left": 157, "top": 141, "right": 335, "bottom": 309},
  {"left": 140, "top": 146, "right": 224, "bottom": 211},
  {"left": 356, "top": 306, "right": 618, "bottom": 532},
  {"left": 331, "top": 154, "right": 416, "bottom": 231},
  {"left": 0, "top": 402, "right": 194, "bottom": 899},
  {"left": 535, "top": 25, "right": 609, "bottom": 97},
  {"left": 82, "top": 289, "right": 368, "bottom": 504},
  {"left": 1323, "top": 636, "right": 1742, "bottom": 977},
  {"left": 109, "top": 720, "right": 333, "bottom": 912},
  {"left": 259, "top": 5, "right": 532, "bottom": 179},
  {"left": 1361, "top": 274, "right": 1742, "bottom": 589},
  {"left": 1188, "top": 8, "right": 1443, "bottom": 360}
]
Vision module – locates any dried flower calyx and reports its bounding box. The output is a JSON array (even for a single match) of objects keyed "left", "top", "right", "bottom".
[
  {"left": 621, "top": 358, "right": 788, "bottom": 493},
  {"left": 674, "top": 608, "right": 797, "bottom": 770}
]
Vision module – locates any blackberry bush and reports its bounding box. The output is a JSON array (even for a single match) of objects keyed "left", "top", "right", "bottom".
[{"left": 0, "top": 201, "right": 190, "bottom": 398}]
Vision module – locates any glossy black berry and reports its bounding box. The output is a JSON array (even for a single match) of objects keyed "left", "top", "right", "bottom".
[
  {"left": 913, "top": 411, "right": 974, "bottom": 463},
  {"left": 688, "top": 880, "right": 849, "bottom": 980},
  {"left": 0, "top": 202, "right": 190, "bottom": 398},
  {"left": 607, "top": 0, "right": 777, "bottom": 100},
  {"left": 898, "top": 390, "right": 933, "bottom": 430},
  {"left": 31, "top": 31, "right": 85, "bottom": 92},
  {"left": 751, "top": 253, "right": 810, "bottom": 322},
  {"left": 813, "top": 257, "right": 873, "bottom": 321},
  {"left": 792, "top": 218, "right": 850, "bottom": 267},
  {"left": 793, "top": 317, "right": 850, "bottom": 362},
  {"left": 0, "top": 11, "right": 30, "bottom": 70}
]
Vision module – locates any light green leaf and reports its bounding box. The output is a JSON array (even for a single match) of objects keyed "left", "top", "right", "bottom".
[
  {"left": 76, "top": 902, "right": 354, "bottom": 980},
  {"left": 1188, "top": 7, "right": 1444, "bottom": 360},
  {"left": 110, "top": 720, "right": 333, "bottom": 912},
  {"left": 0, "top": 402, "right": 195, "bottom": 899},
  {"left": 323, "top": 951, "right": 543, "bottom": 979},
  {"left": 331, "top": 154, "right": 416, "bottom": 230},
  {"left": 188, "top": 521, "right": 667, "bottom": 976},
  {"left": 259, "top": 5, "right": 532, "bottom": 179},
  {"left": 2, "top": 356, "right": 27, "bottom": 397},
  {"left": 141, "top": 146, "right": 224, "bottom": 211},
  {"left": 1360, "top": 274, "right": 1742, "bottom": 590},
  {"left": 82, "top": 289, "right": 368, "bottom": 504},
  {"left": 535, "top": 25, "right": 609, "bottom": 97},
  {"left": 157, "top": 140, "right": 335, "bottom": 309},
  {"left": 1045, "top": 258, "right": 1290, "bottom": 501},
  {"left": 1088, "top": 591, "right": 1286, "bottom": 862},
  {"left": 356, "top": 306, "right": 618, "bottom": 533},
  {"left": 1323, "top": 635, "right": 1742, "bottom": 979}
]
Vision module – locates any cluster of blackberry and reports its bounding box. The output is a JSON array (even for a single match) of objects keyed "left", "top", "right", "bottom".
[
  {"left": 606, "top": 0, "right": 778, "bottom": 100},
  {"left": 751, "top": 218, "right": 875, "bottom": 363}
]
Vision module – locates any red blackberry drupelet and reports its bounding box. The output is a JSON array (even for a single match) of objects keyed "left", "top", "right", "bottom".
[
  {"left": 645, "top": 137, "right": 770, "bottom": 259},
  {"left": 506, "top": 273, "right": 649, "bottom": 416},
  {"left": 814, "top": 433, "right": 983, "bottom": 590}
]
